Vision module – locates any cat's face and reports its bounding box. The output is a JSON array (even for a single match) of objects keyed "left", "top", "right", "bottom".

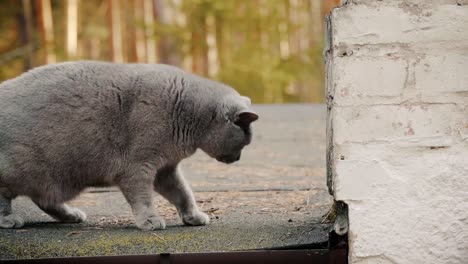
[{"left": 200, "top": 97, "right": 258, "bottom": 164}]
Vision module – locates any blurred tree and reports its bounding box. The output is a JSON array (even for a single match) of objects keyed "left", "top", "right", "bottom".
[
  {"left": 108, "top": 0, "right": 123, "bottom": 62},
  {"left": 154, "top": 0, "right": 181, "bottom": 66},
  {"left": 20, "top": 0, "right": 35, "bottom": 69},
  {"left": 0, "top": 0, "right": 342, "bottom": 103},
  {"left": 66, "top": 0, "right": 78, "bottom": 58},
  {"left": 143, "top": 0, "right": 156, "bottom": 63},
  {"left": 36, "top": 0, "right": 56, "bottom": 64},
  {"left": 187, "top": 1, "right": 208, "bottom": 76},
  {"left": 133, "top": 0, "right": 147, "bottom": 62}
]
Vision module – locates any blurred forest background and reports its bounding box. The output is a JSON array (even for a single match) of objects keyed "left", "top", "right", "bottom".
[{"left": 0, "top": 0, "right": 340, "bottom": 103}]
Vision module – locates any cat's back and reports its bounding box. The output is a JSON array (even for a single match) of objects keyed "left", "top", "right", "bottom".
[
  {"left": 0, "top": 61, "right": 133, "bottom": 97},
  {"left": 0, "top": 62, "right": 144, "bottom": 148},
  {"left": 0, "top": 61, "right": 191, "bottom": 142},
  {"left": 0, "top": 61, "right": 191, "bottom": 103}
]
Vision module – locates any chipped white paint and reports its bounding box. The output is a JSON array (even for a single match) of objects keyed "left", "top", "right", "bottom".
[{"left": 327, "top": 0, "right": 468, "bottom": 263}]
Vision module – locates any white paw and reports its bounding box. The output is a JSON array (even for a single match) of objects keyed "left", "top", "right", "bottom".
[
  {"left": 64, "top": 207, "right": 87, "bottom": 223},
  {"left": 182, "top": 211, "right": 210, "bottom": 226},
  {"left": 0, "top": 214, "right": 25, "bottom": 229},
  {"left": 136, "top": 215, "right": 166, "bottom": 230}
]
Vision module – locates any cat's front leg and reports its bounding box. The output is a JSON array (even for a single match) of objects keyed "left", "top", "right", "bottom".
[
  {"left": 154, "top": 165, "right": 209, "bottom": 226},
  {"left": 0, "top": 194, "right": 24, "bottom": 228},
  {"left": 119, "top": 164, "right": 166, "bottom": 230}
]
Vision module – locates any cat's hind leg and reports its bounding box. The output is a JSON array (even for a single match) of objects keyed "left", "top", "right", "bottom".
[
  {"left": 154, "top": 165, "right": 209, "bottom": 226},
  {"left": 0, "top": 193, "right": 24, "bottom": 228},
  {"left": 34, "top": 202, "right": 86, "bottom": 223}
]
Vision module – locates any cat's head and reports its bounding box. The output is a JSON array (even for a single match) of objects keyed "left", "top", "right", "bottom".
[{"left": 200, "top": 95, "right": 258, "bottom": 164}]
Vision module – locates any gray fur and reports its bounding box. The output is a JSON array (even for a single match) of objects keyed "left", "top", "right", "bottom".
[{"left": 0, "top": 61, "right": 257, "bottom": 230}]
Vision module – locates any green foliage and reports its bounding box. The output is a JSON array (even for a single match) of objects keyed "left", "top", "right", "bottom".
[
  {"left": 0, "top": 0, "right": 326, "bottom": 103},
  {"left": 161, "top": 0, "right": 325, "bottom": 103},
  {"left": 219, "top": 45, "right": 324, "bottom": 104}
]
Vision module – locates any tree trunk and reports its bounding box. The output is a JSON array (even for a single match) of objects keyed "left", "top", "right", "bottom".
[
  {"left": 214, "top": 12, "right": 224, "bottom": 71},
  {"left": 278, "top": 1, "right": 289, "bottom": 59},
  {"left": 322, "top": 0, "right": 341, "bottom": 19},
  {"left": 191, "top": 10, "right": 208, "bottom": 76},
  {"left": 108, "top": 0, "right": 123, "bottom": 62},
  {"left": 133, "top": 0, "right": 146, "bottom": 62},
  {"left": 154, "top": 0, "right": 180, "bottom": 66},
  {"left": 308, "top": 0, "right": 322, "bottom": 46},
  {"left": 20, "top": 0, "right": 35, "bottom": 69},
  {"left": 66, "top": 0, "right": 78, "bottom": 59},
  {"left": 143, "top": 0, "right": 156, "bottom": 63},
  {"left": 36, "top": 0, "right": 56, "bottom": 64},
  {"left": 205, "top": 14, "right": 218, "bottom": 78}
]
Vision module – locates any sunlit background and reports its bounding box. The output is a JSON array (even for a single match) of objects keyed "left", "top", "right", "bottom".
[{"left": 0, "top": 0, "right": 340, "bottom": 103}]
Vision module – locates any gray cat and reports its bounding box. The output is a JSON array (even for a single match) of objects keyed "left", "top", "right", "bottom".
[{"left": 0, "top": 61, "right": 258, "bottom": 230}]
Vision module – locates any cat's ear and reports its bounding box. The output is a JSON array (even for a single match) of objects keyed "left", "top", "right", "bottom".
[
  {"left": 241, "top": 96, "right": 252, "bottom": 106},
  {"left": 234, "top": 110, "right": 258, "bottom": 126}
]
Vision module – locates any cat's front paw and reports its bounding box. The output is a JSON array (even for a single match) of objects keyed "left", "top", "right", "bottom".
[
  {"left": 136, "top": 215, "right": 166, "bottom": 230},
  {"left": 62, "top": 207, "right": 87, "bottom": 223},
  {"left": 182, "top": 211, "right": 210, "bottom": 226},
  {"left": 0, "top": 214, "right": 25, "bottom": 229}
]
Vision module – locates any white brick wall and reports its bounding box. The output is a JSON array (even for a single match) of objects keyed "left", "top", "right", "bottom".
[{"left": 327, "top": 0, "right": 468, "bottom": 263}]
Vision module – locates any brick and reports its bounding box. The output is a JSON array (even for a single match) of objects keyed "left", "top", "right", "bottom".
[
  {"left": 415, "top": 54, "right": 468, "bottom": 103},
  {"left": 332, "top": 4, "right": 468, "bottom": 45},
  {"left": 333, "top": 104, "right": 465, "bottom": 144},
  {"left": 332, "top": 57, "right": 407, "bottom": 105}
]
